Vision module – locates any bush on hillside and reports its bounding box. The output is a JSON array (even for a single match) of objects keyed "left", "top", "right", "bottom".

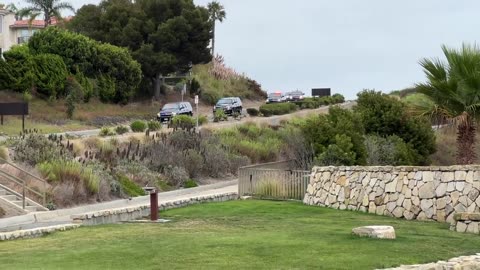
[
  {"left": 214, "top": 110, "right": 228, "bottom": 122},
  {"left": 130, "top": 121, "right": 147, "bottom": 132},
  {"left": 99, "top": 127, "right": 115, "bottom": 137},
  {"left": 170, "top": 115, "right": 196, "bottom": 131},
  {"left": 115, "top": 125, "right": 129, "bottom": 135},
  {"left": 355, "top": 90, "right": 436, "bottom": 165},
  {"left": 14, "top": 133, "right": 70, "bottom": 165},
  {"left": 246, "top": 108, "right": 259, "bottom": 116},
  {"left": 184, "top": 179, "right": 198, "bottom": 188},
  {"left": 147, "top": 120, "right": 162, "bottom": 131},
  {"left": 117, "top": 174, "right": 145, "bottom": 197},
  {"left": 300, "top": 106, "right": 367, "bottom": 166},
  {"left": 364, "top": 135, "right": 417, "bottom": 166},
  {"left": 0, "top": 146, "right": 8, "bottom": 161},
  {"left": 198, "top": 115, "right": 208, "bottom": 125},
  {"left": 259, "top": 103, "right": 297, "bottom": 117}
]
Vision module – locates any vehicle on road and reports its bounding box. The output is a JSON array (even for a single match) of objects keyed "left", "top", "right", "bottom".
[
  {"left": 284, "top": 90, "right": 305, "bottom": 102},
  {"left": 157, "top": 102, "right": 193, "bottom": 122},
  {"left": 213, "top": 97, "right": 243, "bottom": 115},
  {"left": 266, "top": 92, "right": 286, "bottom": 103}
]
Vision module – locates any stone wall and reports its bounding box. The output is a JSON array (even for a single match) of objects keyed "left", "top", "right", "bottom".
[
  {"left": 380, "top": 253, "right": 480, "bottom": 270},
  {"left": 72, "top": 193, "right": 238, "bottom": 226},
  {"left": 303, "top": 166, "right": 480, "bottom": 223}
]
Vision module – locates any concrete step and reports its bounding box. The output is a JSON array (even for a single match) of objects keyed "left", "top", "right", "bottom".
[
  {"left": 0, "top": 189, "right": 6, "bottom": 196},
  {"left": 0, "top": 195, "right": 18, "bottom": 201},
  {"left": 12, "top": 200, "right": 25, "bottom": 207},
  {"left": 25, "top": 206, "right": 38, "bottom": 212}
]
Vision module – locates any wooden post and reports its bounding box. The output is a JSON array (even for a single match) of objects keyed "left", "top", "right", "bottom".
[
  {"left": 1, "top": 115, "right": 3, "bottom": 125},
  {"left": 22, "top": 114, "right": 25, "bottom": 132}
]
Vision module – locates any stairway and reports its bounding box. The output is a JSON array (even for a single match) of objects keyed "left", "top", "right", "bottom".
[{"left": 0, "top": 185, "right": 47, "bottom": 213}]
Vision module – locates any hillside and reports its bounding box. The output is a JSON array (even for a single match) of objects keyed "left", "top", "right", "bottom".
[{"left": 192, "top": 61, "right": 267, "bottom": 105}]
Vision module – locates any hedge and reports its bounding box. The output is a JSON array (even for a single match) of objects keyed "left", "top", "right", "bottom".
[{"left": 259, "top": 103, "right": 297, "bottom": 117}]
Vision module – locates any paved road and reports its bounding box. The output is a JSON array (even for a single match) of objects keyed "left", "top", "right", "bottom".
[
  {"left": 0, "top": 180, "right": 238, "bottom": 231},
  {"left": 26, "top": 102, "right": 355, "bottom": 140}
]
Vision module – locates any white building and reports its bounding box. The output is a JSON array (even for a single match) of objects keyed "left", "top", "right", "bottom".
[{"left": 0, "top": 7, "right": 66, "bottom": 55}]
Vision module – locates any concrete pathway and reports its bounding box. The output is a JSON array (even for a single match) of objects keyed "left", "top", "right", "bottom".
[{"left": 0, "top": 180, "right": 238, "bottom": 232}]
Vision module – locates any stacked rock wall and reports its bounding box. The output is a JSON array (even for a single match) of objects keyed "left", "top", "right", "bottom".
[{"left": 303, "top": 166, "right": 480, "bottom": 223}]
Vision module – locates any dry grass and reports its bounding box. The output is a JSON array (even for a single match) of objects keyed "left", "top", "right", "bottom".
[{"left": 430, "top": 127, "right": 480, "bottom": 166}]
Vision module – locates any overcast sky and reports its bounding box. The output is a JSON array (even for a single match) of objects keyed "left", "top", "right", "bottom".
[{"left": 11, "top": 0, "right": 480, "bottom": 99}]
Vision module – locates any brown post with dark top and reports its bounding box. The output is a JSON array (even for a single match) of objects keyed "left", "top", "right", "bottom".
[{"left": 150, "top": 190, "right": 158, "bottom": 221}]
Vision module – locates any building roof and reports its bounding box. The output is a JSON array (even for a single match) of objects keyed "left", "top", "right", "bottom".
[{"left": 9, "top": 16, "right": 73, "bottom": 29}]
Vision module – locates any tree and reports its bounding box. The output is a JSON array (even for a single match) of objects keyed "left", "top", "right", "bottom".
[
  {"left": 19, "top": 0, "right": 75, "bottom": 27},
  {"left": 207, "top": 1, "right": 226, "bottom": 57},
  {"left": 69, "top": 0, "right": 212, "bottom": 99},
  {"left": 28, "top": 27, "right": 141, "bottom": 103},
  {"left": 300, "top": 106, "right": 367, "bottom": 166},
  {"left": 415, "top": 44, "right": 480, "bottom": 164},
  {"left": 354, "top": 90, "right": 436, "bottom": 165}
]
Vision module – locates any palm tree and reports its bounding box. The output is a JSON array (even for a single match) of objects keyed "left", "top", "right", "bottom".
[
  {"left": 19, "top": 0, "right": 75, "bottom": 27},
  {"left": 414, "top": 43, "right": 480, "bottom": 164},
  {"left": 207, "top": 1, "right": 226, "bottom": 57}
]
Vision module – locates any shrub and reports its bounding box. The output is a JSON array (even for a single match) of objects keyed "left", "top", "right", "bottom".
[
  {"left": 355, "top": 90, "right": 436, "bottom": 165},
  {"left": 170, "top": 115, "right": 195, "bottom": 131},
  {"left": 117, "top": 174, "right": 145, "bottom": 197},
  {"left": 130, "top": 120, "right": 147, "bottom": 132},
  {"left": 300, "top": 106, "right": 367, "bottom": 166},
  {"left": 181, "top": 149, "right": 203, "bottom": 178},
  {"left": 37, "top": 160, "right": 100, "bottom": 194},
  {"left": 0, "top": 206, "right": 5, "bottom": 218},
  {"left": 184, "top": 179, "right": 198, "bottom": 188},
  {"left": 259, "top": 103, "right": 297, "bottom": 116},
  {"left": 14, "top": 134, "right": 69, "bottom": 165},
  {"left": 99, "top": 127, "right": 115, "bottom": 137},
  {"left": 214, "top": 110, "right": 228, "bottom": 122},
  {"left": 364, "top": 135, "right": 417, "bottom": 166},
  {"left": 332, "top": 93, "right": 345, "bottom": 103},
  {"left": 115, "top": 125, "right": 129, "bottom": 135},
  {"left": 147, "top": 120, "right": 162, "bottom": 131},
  {"left": 202, "top": 144, "right": 230, "bottom": 177},
  {"left": 198, "top": 115, "right": 208, "bottom": 126},
  {"left": 164, "top": 166, "right": 189, "bottom": 187},
  {"left": 246, "top": 108, "right": 259, "bottom": 116},
  {"left": 294, "top": 98, "right": 320, "bottom": 109},
  {"left": 0, "top": 146, "right": 8, "bottom": 161},
  {"left": 115, "top": 160, "right": 162, "bottom": 187}
]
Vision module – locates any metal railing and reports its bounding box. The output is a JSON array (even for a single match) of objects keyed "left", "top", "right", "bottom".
[
  {"left": 239, "top": 162, "right": 311, "bottom": 200},
  {"left": 0, "top": 157, "right": 47, "bottom": 208}
]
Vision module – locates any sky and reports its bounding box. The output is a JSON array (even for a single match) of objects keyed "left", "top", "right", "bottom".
[{"left": 10, "top": 0, "right": 480, "bottom": 99}]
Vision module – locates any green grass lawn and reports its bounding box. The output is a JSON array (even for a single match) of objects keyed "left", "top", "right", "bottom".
[{"left": 1, "top": 200, "right": 479, "bottom": 270}]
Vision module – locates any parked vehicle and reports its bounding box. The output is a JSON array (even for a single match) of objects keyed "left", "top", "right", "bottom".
[
  {"left": 157, "top": 102, "right": 193, "bottom": 122},
  {"left": 266, "top": 92, "right": 285, "bottom": 103},
  {"left": 284, "top": 90, "right": 305, "bottom": 102},
  {"left": 213, "top": 97, "right": 243, "bottom": 115}
]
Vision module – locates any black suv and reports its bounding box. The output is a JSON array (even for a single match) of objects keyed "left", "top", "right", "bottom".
[
  {"left": 157, "top": 102, "right": 193, "bottom": 122},
  {"left": 213, "top": 97, "right": 242, "bottom": 115}
]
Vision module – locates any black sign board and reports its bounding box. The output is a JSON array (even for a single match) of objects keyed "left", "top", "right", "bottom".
[
  {"left": 0, "top": 102, "right": 29, "bottom": 131},
  {"left": 312, "top": 88, "right": 331, "bottom": 97},
  {"left": 0, "top": 103, "right": 29, "bottom": 115}
]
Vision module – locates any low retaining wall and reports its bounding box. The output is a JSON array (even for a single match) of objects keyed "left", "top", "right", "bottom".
[
  {"left": 0, "top": 224, "right": 80, "bottom": 241},
  {"left": 304, "top": 166, "right": 480, "bottom": 223},
  {"left": 72, "top": 193, "right": 238, "bottom": 226},
  {"left": 380, "top": 253, "right": 480, "bottom": 270}
]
